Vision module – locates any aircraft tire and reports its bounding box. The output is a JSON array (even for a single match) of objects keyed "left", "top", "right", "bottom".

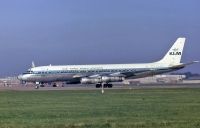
[
  {"left": 53, "top": 84, "right": 57, "bottom": 87},
  {"left": 96, "top": 84, "right": 101, "bottom": 88},
  {"left": 107, "top": 84, "right": 113, "bottom": 88},
  {"left": 40, "top": 84, "right": 45, "bottom": 87},
  {"left": 103, "top": 84, "right": 108, "bottom": 88},
  {"left": 35, "top": 85, "right": 39, "bottom": 89}
]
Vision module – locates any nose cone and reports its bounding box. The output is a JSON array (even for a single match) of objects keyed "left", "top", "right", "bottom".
[
  {"left": 18, "top": 74, "right": 31, "bottom": 82},
  {"left": 17, "top": 75, "right": 24, "bottom": 80}
]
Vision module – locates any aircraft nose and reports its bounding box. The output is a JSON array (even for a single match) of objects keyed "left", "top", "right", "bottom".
[{"left": 17, "top": 75, "right": 23, "bottom": 80}]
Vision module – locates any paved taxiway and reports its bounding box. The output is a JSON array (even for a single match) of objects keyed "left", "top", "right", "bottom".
[{"left": 0, "top": 84, "right": 200, "bottom": 91}]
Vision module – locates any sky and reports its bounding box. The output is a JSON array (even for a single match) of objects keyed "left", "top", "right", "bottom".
[{"left": 0, "top": 0, "right": 199, "bottom": 76}]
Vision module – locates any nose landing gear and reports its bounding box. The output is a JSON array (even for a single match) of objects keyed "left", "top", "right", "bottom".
[
  {"left": 35, "top": 82, "right": 45, "bottom": 89},
  {"left": 35, "top": 85, "right": 39, "bottom": 89}
]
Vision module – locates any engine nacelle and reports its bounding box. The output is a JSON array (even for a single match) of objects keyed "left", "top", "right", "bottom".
[
  {"left": 101, "top": 76, "right": 124, "bottom": 83},
  {"left": 81, "top": 76, "right": 124, "bottom": 84},
  {"left": 81, "top": 78, "right": 101, "bottom": 84}
]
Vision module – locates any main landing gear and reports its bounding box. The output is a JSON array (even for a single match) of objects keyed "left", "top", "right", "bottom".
[
  {"left": 95, "top": 83, "right": 113, "bottom": 88},
  {"left": 52, "top": 83, "right": 57, "bottom": 87},
  {"left": 35, "top": 82, "right": 45, "bottom": 89},
  {"left": 95, "top": 83, "right": 113, "bottom": 94},
  {"left": 34, "top": 82, "right": 58, "bottom": 89},
  {"left": 35, "top": 85, "right": 40, "bottom": 89}
]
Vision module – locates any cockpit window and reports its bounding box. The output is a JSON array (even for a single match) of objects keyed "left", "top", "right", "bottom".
[{"left": 23, "top": 70, "right": 33, "bottom": 74}]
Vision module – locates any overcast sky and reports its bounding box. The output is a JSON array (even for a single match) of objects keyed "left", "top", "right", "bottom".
[{"left": 0, "top": 0, "right": 199, "bottom": 76}]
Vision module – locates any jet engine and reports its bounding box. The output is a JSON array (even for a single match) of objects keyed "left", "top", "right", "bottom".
[
  {"left": 81, "top": 78, "right": 101, "bottom": 84},
  {"left": 81, "top": 76, "right": 124, "bottom": 84}
]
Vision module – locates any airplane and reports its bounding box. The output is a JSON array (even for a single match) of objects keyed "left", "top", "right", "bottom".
[{"left": 18, "top": 37, "right": 198, "bottom": 89}]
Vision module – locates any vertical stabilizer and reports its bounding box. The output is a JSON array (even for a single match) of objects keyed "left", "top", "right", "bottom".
[
  {"left": 32, "top": 61, "right": 35, "bottom": 68},
  {"left": 158, "top": 38, "right": 185, "bottom": 65}
]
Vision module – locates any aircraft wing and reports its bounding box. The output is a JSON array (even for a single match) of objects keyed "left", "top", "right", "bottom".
[
  {"left": 90, "top": 69, "right": 154, "bottom": 79},
  {"left": 74, "top": 69, "right": 154, "bottom": 79}
]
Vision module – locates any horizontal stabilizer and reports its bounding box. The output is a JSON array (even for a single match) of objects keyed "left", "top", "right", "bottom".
[
  {"left": 181, "top": 61, "right": 199, "bottom": 66},
  {"left": 170, "top": 61, "right": 199, "bottom": 69}
]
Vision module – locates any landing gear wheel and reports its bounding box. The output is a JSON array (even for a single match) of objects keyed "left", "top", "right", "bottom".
[
  {"left": 96, "top": 84, "right": 102, "bottom": 88},
  {"left": 35, "top": 85, "right": 39, "bottom": 89},
  {"left": 53, "top": 83, "right": 57, "bottom": 87},
  {"left": 40, "top": 84, "right": 45, "bottom": 87},
  {"left": 107, "top": 84, "right": 113, "bottom": 88},
  {"left": 103, "top": 84, "right": 108, "bottom": 88},
  {"left": 102, "top": 84, "right": 113, "bottom": 88}
]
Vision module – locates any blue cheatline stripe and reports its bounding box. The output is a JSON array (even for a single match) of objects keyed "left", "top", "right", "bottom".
[{"left": 24, "top": 68, "right": 160, "bottom": 75}]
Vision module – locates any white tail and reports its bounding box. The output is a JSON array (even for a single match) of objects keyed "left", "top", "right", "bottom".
[
  {"left": 32, "top": 61, "right": 35, "bottom": 68},
  {"left": 158, "top": 37, "right": 185, "bottom": 66}
]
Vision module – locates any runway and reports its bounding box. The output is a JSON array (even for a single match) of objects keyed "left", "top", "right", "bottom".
[{"left": 0, "top": 83, "right": 200, "bottom": 91}]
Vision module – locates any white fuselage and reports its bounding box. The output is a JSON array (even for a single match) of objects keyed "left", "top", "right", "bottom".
[
  {"left": 18, "top": 37, "right": 193, "bottom": 85},
  {"left": 18, "top": 62, "right": 182, "bottom": 83}
]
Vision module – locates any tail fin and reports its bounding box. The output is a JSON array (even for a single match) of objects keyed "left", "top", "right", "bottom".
[
  {"left": 158, "top": 37, "right": 186, "bottom": 66},
  {"left": 32, "top": 61, "right": 35, "bottom": 68}
]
